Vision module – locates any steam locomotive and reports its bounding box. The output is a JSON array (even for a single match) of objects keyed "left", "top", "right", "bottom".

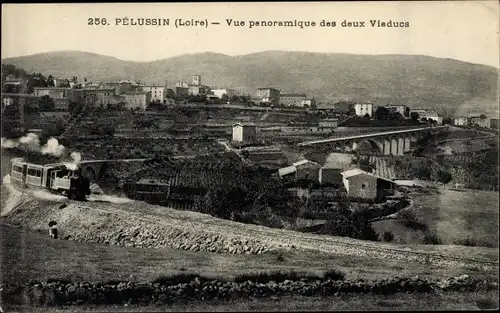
[{"left": 10, "top": 158, "right": 91, "bottom": 200}]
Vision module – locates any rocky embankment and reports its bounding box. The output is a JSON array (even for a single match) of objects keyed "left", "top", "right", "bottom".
[
  {"left": 3, "top": 196, "right": 281, "bottom": 255},
  {"left": 2, "top": 274, "right": 497, "bottom": 307}
]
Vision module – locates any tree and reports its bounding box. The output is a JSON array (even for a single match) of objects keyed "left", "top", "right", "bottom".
[
  {"left": 230, "top": 95, "right": 239, "bottom": 103},
  {"left": 410, "top": 112, "right": 420, "bottom": 122},
  {"left": 59, "top": 79, "right": 70, "bottom": 88},
  {"left": 46, "top": 75, "right": 55, "bottom": 87},
  {"left": 69, "top": 101, "right": 83, "bottom": 115},
  {"left": 374, "top": 106, "right": 390, "bottom": 120},
  {"left": 148, "top": 100, "right": 165, "bottom": 111},
  {"left": 480, "top": 114, "right": 487, "bottom": 119},
  {"left": 310, "top": 100, "right": 317, "bottom": 110},
  {"left": 39, "top": 95, "right": 55, "bottom": 111},
  {"left": 391, "top": 112, "right": 404, "bottom": 121},
  {"left": 383, "top": 231, "right": 395, "bottom": 242},
  {"left": 239, "top": 95, "right": 250, "bottom": 104},
  {"left": 442, "top": 117, "right": 453, "bottom": 125},
  {"left": 437, "top": 169, "right": 452, "bottom": 184},
  {"left": 404, "top": 107, "right": 411, "bottom": 118},
  {"left": 363, "top": 113, "right": 371, "bottom": 119},
  {"left": 221, "top": 94, "right": 229, "bottom": 104}
]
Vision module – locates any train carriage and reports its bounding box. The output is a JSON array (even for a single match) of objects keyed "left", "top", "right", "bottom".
[
  {"left": 10, "top": 159, "right": 26, "bottom": 186},
  {"left": 26, "top": 164, "right": 44, "bottom": 187},
  {"left": 10, "top": 159, "right": 91, "bottom": 200}
]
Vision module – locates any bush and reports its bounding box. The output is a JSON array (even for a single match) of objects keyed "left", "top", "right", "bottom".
[
  {"left": 233, "top": 269, "right": 344, "bottom": 283},
  {"left": 322, "top": 269, "right": 345, "bottom": 281},
  {"left": 453, "top": 238, "right": 495, "bottom": 248},
  {"left": 397, "top": 209, "right": 428, "bottom": 232},
  {"left": 383, "top": 231, "right": 395, "bottom": 243},
  {"left": 423, "top": 234, "right": 442, "bottom": 245}
]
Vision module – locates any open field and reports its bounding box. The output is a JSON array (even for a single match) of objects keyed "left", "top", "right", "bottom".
[
  {"left": 1, "top": 223, "right": 499, "bottom": 311},
  {"left": 3, "top": 221, "right": 498, "bottom": 287},
  {"left": 372, "top": 189, "right": 499, "bottom": 248}
]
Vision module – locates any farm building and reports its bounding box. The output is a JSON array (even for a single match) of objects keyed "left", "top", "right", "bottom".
[
  {"left": 341, "top": 168, "right": 396, "bottom": 201},
  {"left": 469, "top": 115, "right": 491, "bottom": 128},
  {"left": 232, "top": 123, "right": 257, "bottom": 143},
  {"left": 278, "top": 159, "right": 321, "bottom": 182}
]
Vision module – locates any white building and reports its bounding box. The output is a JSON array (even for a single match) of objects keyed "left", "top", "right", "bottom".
[
  {"left": 423, "top": 110, "right": 443, "bottom": 125},
  {"left": 355, "top": 103, "right": 373, "bottom": 117},
  {"left": 385, "top": 104, "right": 407, "bottom": 116},
  {"left": 232, "top": 123, "right": 257, "bottom": 143},
  {"left": 302, "top": 98, "right": 316, "bottom": 108},
  {"left": 453, "top": 116, "right": 468, "bottom": 126},
  {"left": 53, "top": 78, "right": 69, "bottom": 88},
  {"left": 212, "top": 89, "right": 236, "bottom": 99},
  {"left": 141, "top": 85, "right": 164, "bottom": 103},
  {"left": 410, "top": 108, "right": 428, "bottom": 118},
  {"left": 3, "top": 97, "right": 14, "bottom": 107}
]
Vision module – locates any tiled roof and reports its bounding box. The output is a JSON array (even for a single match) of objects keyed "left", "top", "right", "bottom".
[
  {"left": 278, "top": 165, "right": 296, "bottom": 176},
  {"left": 341, "top": 168, "right": 395, "bottom": 183}
]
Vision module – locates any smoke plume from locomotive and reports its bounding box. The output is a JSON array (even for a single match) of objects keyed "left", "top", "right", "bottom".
[
  {"left": 2, "top": 133, "right": 83, "bottom": 169},
  {"left": 64, "top": 152, "right": 82, "bottom": 170}
]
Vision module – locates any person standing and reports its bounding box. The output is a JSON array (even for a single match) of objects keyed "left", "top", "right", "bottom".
[{"left": 48, "top": 221, "right": 58, "bottom": 239}]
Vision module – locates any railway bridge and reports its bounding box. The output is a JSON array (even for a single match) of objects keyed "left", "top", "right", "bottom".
[{"left": 297, "top": 126, "right": 449, "bottom": 156}]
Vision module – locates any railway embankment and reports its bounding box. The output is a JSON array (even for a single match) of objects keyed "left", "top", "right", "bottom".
[{"left": 1, "top": 182, "right": 498, "bottom": 271}]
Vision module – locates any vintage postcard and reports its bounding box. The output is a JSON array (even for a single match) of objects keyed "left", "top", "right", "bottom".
[{"left": 1, "top": 1, "right": 499, "bottom": 311}]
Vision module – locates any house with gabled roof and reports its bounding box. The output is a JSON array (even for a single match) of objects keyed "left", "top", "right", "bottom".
[{"left": 341, "top": 168, "right": 396, "bottom": 200}]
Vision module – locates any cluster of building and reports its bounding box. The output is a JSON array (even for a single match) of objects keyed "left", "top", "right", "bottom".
[
  {"left": 277, "top": 157, "right": 396, "bottom": 201},
  {"left": 351, "top": 103, "right": 444, "bottom": 124},
  {"left": 3, "top": 73, "right": 496, "bottom": 131},
  {"left": 232, "top": 118, "right": 341, "bottom": 143},
  {"left": 2, "top": 75, "right": 167, "bottom": 111},
  {"left": 250, "top": 87, "right": 316, "bottom": 108},
  {"left": 452, "top": 115, "right": 497, "bottom": 128}
]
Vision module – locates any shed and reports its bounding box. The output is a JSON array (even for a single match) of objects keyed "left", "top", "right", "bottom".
[
  {"left": 232, "top": 123, "right": 257, "bottom": 143},
  {"left": 278, "top": 159, "right": 321, "bottom": 182},
  {"left": 341, "top": 168, "right": 396, "bottom": 201}
]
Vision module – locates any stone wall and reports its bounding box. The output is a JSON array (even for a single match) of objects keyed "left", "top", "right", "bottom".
[{"left": 2, "top": 274, "right": 497, "bottom": 307}]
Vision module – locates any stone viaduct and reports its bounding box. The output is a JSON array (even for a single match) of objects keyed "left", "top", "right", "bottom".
[{"left": 297, "top": 126, "right": 449, "bottom": 156}]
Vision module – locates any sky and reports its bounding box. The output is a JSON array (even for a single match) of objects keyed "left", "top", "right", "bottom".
[{"left": 2, "top": 2, "right": 499, "bottom": 68}]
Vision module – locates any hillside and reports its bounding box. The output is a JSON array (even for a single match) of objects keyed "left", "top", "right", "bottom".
[{"left": 3, "top": 50, "right": 498, "bottom": 116}]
